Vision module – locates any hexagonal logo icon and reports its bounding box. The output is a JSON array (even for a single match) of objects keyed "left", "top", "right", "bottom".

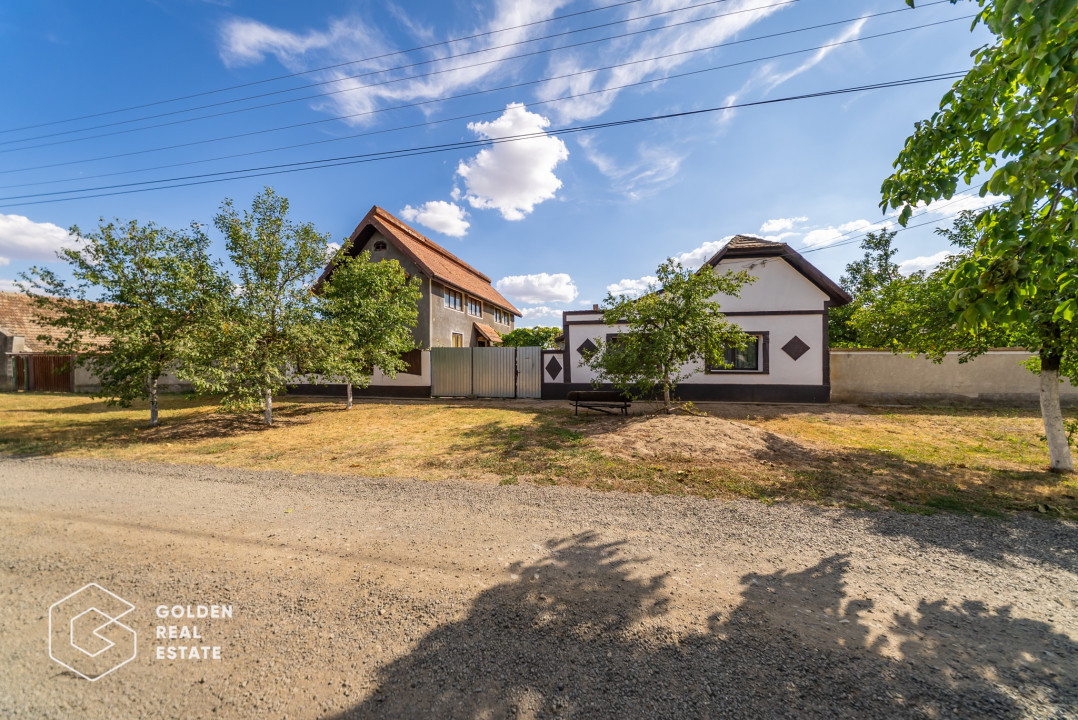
[{"left": 49, "top": 583, "right": 136, "bottom": 681}]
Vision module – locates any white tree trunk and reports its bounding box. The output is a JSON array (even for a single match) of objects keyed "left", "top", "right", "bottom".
[
  {"left": 662, "top": 372, "right": 672, "bottom": 414},
  {"left": 264, "top": 388, "right": 273, "bottom": 426},
  {"left": 1039, "top": 355, "right": 1074, "bottom": 473},
  {"left": 346, "top": 382, "right": 353, "bottom": 410},
  {"left": 148, "top": 376, "right": 159, "bottom": 428}
]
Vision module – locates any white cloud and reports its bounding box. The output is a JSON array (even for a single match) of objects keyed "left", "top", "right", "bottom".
[
  {"left": 400, "top": 201, "right": 470, "bottom": 237},
  {"left": 324, "top": 241, "right": 341, "bottom": 259},
  {"left": 607, "top": 275, "right": 657, "bottom": 296},
  {"left": 801, "top": 219, "right": 891, "bottom": 249},
  {"left": 457, "top": 103, "right": 569, "bottom": 220},
  {"left": 538, "top": 0, "right": 791, "bottom": 124},
  {"left": 759, "top": 217, "right": 807, "bottom": 233},
  {"left": 0, "top": 214, "right": 79, "bottom": 265},
  {"left": 899, "top": 251, "right": 953, "bottom": 275},
  {"left": 761, "top": 231, "right": 800, "bottom": 242},
  {"left": 578, "top": 135, "right": 683, "bottom": 199},
  {"left": 674, "top": 237, "right": 734, "bottom": 270},
  {"left": 496, "top": 272, "right": 578, "bottom": 304},
  {"left": 217, "top": 2, "right": 571, "bottom": 125},
  {"left": 0, "top": 278, "right": 20, "bottom": 292},
  {"left": 519, "top": 305, "right": 565, "bottom": 319},
  {"left": 761, "top": 18, "right": 867, "bottom": 91}
]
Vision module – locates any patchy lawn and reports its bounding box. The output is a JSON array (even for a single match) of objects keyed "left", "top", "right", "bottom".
[{"left": 0, "top": 393, "right": 1074, "bottom": 518}]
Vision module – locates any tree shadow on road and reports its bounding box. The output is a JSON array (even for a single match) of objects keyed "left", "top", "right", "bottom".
[{"left": 330, "top": 532, "right": 1076, "bottom": 719}]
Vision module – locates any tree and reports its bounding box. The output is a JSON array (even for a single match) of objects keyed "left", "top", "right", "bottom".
[
  {"left": 317, "top": 247, "right": 422, "bottom": 409},
  {"left": 190, "top": 188, "right": 331, "bottom": 425},
  {"left": 828, "top": 229, "right": 902, "bottom": 347},
  {"left": 498, "top": 326, "right": 561, "bottom": 348},
  {"left": 882, "top": 0, "right": 1078, "bottom": 472},
  {"left": 21, "top": 219, "right": 225, "bottom": 427},
  {"left": 849, "top": 213, "right": 1014, "bottom": 355},
  {"left": 582, "top": 259, "right": 753, "bottom": 412}
]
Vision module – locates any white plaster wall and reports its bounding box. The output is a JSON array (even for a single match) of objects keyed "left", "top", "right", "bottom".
[
  {"left": 711, "top": 258, "right": 829, "bottom": 313},
  {"left": 295, "top": 351, "right": 431, "bottom": 387},
  {"left": 565, "top": 315, "right": 824, "bottom": 386}
]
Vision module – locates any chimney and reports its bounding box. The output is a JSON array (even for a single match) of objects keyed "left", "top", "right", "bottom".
[{"left": 592, "top": 304, "right": 599, "bottom": 311}]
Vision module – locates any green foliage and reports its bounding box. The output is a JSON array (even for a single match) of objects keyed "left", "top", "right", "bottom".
[
  {"left": 883, "top": 1, "right": 1078, "bottom": 471},
  {"left": 582, "top": 258, "right": 753, "bottom": 411},
  {"left": 849, "top": 213, "right": 1013, "bottom": 359},
  {"left": 187, "top": 188, "right": 332, "bottom": 421},
  {"left": 498, "top": 326, "right": 561, "bottom": 348},
  {"left": 829, "top": 229, "right": 903, "bottom": 347},
  {"left": 317, "top": 247, "right": 422, "bottom": 387},
  {"left": 21, "top": 219, "right": 226, "bottom": 425}
]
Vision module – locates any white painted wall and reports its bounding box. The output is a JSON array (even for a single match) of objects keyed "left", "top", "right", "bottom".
[
  {"left": 293, "top": 351, "right": 431, "bottom": 387},
  {"left": 712, "top": 257, "right": 829, "bottom": 313}
]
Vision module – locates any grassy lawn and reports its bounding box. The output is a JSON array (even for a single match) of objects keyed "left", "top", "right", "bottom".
[{"left": 0, "top": 392, "right": 1075, "bottom": 518}]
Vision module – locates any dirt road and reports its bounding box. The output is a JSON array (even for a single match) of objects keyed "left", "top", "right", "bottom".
[{"left": 0, "top": 457, "right": 1075, "bottom": 719}]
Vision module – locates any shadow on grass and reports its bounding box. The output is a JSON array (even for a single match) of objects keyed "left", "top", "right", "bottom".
[{"left": 329, "top": 532, "right": 1075, "bottom": 719}]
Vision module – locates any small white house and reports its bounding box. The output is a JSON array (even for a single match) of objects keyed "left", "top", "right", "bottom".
[{"left": 542, "top": 236, "right": 852, "bottom": 403}]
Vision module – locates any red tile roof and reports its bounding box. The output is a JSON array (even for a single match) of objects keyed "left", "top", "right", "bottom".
[
  {"left": 0, "top": 291, "right": 106, "bottom": 352},
  {"left": 474, "top": 322, "right": 502, "bottom": 344},
  {"left": 320, "top": 206, "right": 521, "bottom": 316}
]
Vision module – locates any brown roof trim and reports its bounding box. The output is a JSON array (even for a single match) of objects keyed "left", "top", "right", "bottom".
[
  {"left": 703, "top": 235, "right": 852, "bottom": 306},
  {"left": 474, "top": 322, "right": 502, "bottom": 344}
]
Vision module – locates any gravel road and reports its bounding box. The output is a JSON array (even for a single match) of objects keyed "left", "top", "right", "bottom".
[{"left": 0, "top": 456, "right": 1075, "bottom": 719}]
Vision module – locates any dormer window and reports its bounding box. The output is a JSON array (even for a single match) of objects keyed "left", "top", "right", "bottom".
[{"left": 373, "top": 240, "right": 387, "bottom": 251}]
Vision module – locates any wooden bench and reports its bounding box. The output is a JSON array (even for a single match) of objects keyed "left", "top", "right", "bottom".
[{"left": 567, "top": 390, "right": 631, "bottom": 416}]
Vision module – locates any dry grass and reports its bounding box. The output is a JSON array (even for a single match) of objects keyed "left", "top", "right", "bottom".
[{"left": 0, "top": 393, "right": 1074, "bottom": 518}]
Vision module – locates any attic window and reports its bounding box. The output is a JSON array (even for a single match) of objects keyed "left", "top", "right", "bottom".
[{"left": 373, "top": 240, "right": 387, "bottom": 251}]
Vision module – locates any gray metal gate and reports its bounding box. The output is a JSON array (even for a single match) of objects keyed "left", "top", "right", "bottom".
[
  {"left": 430, "top": 347, "right": 542, "bottom": 398},
  {"left": 515, "top": 346, "right": 541, "bottom": 398}
]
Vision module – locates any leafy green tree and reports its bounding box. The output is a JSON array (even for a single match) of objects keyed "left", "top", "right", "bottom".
[
  {"left": 883, "top": 0, "right": 1078, "bottom": 472},
  {"left": 190, "top": 188, "right": 331, "bottom": 425},
  {"left": 849, "top": 213, "right": 1014, "bottom": 356},
  {"left": 21, "top": 219, "right": 225, "bottom": 427},
  {"left": 317, "top": 247, "right": 422, "bottom": 409},
  {"left": 582, "top": 259, "right": 752, "bottom": 412},
  {"left": 829, "top": 229, "right": 902, "bottom": 347},
  {"left": 498, "top": 326, "right": 561, "bottom": 348}
]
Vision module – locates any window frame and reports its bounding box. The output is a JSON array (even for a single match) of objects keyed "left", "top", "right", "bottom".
[
  {"left": 466, "top": 296, "right": 483, "bottom": 317},
  {"left": 372, "top": 240, "right": 387, "bottom": 252},
  {"left": 705, "top": 331, "right": 770, "bottom": 374},
  {"left": 443, "top": 286, "right": 464, "bottom": 312},
  {"left": 451, "top": 332, "right": 464, "bottom": 348}
]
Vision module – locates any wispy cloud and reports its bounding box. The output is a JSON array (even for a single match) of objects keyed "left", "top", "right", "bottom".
[
  {"left": 760, "top": 216, "right": 807, "bottom": 233},
  {"left": 578, "top": 135, "right": 683, "bottom": 199},
  {"left": 801, "top": 219, "right": 892, "bottom": 249},
  {"left": 607, "top": 275, "right": 658, "bottom": 296},
  {"left": 899, "top": 250, "right": 953, "bottom": 275}
]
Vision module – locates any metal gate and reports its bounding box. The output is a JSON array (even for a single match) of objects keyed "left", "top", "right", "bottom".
[
  {"left": 29, "top": 355, "right": 74, "bottom": 392},
  {"left": 430, "top": 347, "right": 542, "bottom": 398}
]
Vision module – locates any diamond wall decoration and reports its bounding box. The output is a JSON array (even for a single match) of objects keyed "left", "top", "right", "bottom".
[
  {"left": 781, "top": 335, "right": 810, "bottom": 361},
  {"left": 577, "top": 338, "right": 598, "bottom": 355},
  {"left": 545, "top": 356, "right": 563, "bottom": 380}
]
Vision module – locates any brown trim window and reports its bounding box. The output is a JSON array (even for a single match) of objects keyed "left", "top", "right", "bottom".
[
  {"left": 444, "top": 287, "right": 463, "bottom": 311},
  {"left": 452, "top": 332, "right": 464, "bottom": 348},
  {"left": 372, "top": 240, "right": 387, "bottom": 251},
  {"left": 466, "top": 296, "right": 482, "bottom": 317},
  {"left": 706, "top": 332, "right": 769, "bottom": 374},
  {"left": 493, "top": 308, "right": 508, "bottom": 324}
]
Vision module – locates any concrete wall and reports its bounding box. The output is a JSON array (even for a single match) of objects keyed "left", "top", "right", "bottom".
[
  {"left": 0, "top": 332, "right": 22, "bottom": 391},
  {"left": 830, "top": 350, "right": 1078, "bottom": 405},
  {"left": 71, "top": 365, "right": 193, "bottom": 394},
  {"left": 430, "top": 281, "right": 514, "bottom": 347}
]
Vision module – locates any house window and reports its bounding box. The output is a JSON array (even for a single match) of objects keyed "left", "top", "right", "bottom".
[
  {"left": 444, "top": 287, "right": 463, "bottom": 311},
  {"left": 467, "top": 297, "right": 482, "bottom": 317},
  {"left": 452, "top": 332, "right": 464, "bottom": 348},
  {"left": 493, "top": 308, "right": 512, "bottom": 324},
  {"left": 372, "top": 240, "right": 387, "bottom": 251},
  {"left": 707, "top": 333, "right": 768, "bottom": 373}
]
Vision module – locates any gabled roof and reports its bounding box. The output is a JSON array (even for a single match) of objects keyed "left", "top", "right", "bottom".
[
  {"left": 0, "top": 291, "right": 106, "bottom": 352},
  {"left": 703, "top": 235, "right": 852, "bottom": 305},
  {"left": 474, "top": 322, "right": 502, "bottom": 344},
  {"left": 316, "top": 206, "right": 521, "bottom": 316}
]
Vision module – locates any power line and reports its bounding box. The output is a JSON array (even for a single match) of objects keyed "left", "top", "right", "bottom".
[
  {"left": 0, "top": 10, "right": 973, "bottom": 177},
  {"left": 0, "top": 73, "right": 964, "bottom": 209},
  {"left": 0, "top": 0, "right": 658, "bottom": 135},
  {"left": 1, "top": 0, "right": 768, "bottom": 146}
]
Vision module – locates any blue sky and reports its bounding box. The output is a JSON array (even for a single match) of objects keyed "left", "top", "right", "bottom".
[{"left": 0, "top": 0, "right": 994, "bottom": 324}]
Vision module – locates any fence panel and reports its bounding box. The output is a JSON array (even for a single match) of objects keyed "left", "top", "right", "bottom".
[
  {"left": 472, "top": 347, "right": 516, "bottom": 398},
  {"left": 31, "top": 355, "right": 73, "bottom": 392},
  {"left": 430, "top": 347, "right": 473, "bottom": 397},
  {"left": 515, "top": 346, "right": 542, "bottom": 399}
]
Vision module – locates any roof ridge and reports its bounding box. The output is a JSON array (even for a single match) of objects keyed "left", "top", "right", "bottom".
[{"left": 371, "top": 206, "right": 492, "bottom": 284}]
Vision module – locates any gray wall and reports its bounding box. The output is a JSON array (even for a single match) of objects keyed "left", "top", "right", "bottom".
[
  {"left": 430, "top": 281, "right": 514, "bottom": 347},
  {"left": 0, "top": 332, "right": 19, "bottom": 391},
  {"left": 831, "top": 350, "right": 1078, "bottom": 405},
  {"left": 363, "top": 232, "right": 431, "bottom": 349}
]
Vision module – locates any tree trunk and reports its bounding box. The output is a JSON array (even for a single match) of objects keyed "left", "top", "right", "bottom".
[
  {"left": 662, "top": 371, "right": 672, "bottom": 414},
  {"left": 1039, "top": 354, "right": 1074, "bottom": 473},
  {"left": 264, "top": 388, "right": 273, "bottom": 426},
  {"left": 346, "top": 382, "right": 353, "bottom": 410},
  {"left": 148, "top": 375, "right": 159, "bottom": 428}
]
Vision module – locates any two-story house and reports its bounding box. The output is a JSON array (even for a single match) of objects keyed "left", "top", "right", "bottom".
[{"left": 316, "top": 206, "right": 521, "bottom": 348}]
